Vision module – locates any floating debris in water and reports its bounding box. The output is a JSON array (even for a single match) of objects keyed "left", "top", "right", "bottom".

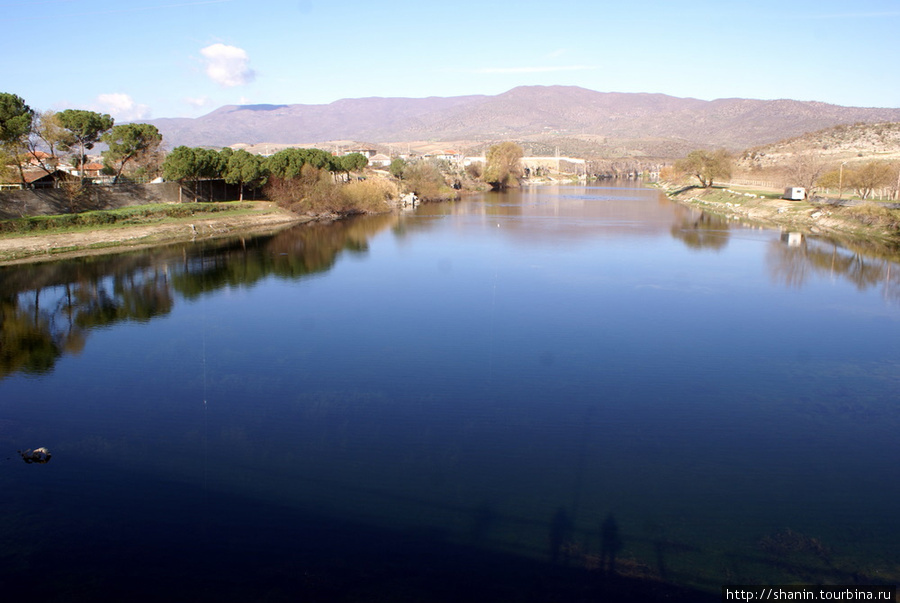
[{"left": 18, "top": 447, "right": 51, "bottom": 464}]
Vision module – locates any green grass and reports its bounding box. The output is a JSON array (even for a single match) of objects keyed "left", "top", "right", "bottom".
[
  {"left": 0, "top": 202, "right": 257, "bottom": 236},
  {"left": 736, "top": 189, "right": 782, "bottom": 199}
]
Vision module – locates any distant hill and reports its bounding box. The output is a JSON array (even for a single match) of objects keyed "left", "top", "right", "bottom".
[{"left": 149, "top": 86, "right": 900, "bottom": 157}]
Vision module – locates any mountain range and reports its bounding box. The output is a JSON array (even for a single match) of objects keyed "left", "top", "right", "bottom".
[{"left": 149, "top": 86, "right": 900, "bottom": 157}]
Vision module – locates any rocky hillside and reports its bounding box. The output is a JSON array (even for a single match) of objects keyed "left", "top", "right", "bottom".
[
  {"left": 149, "top": 86, "right": 900, "bottom": 156},
  {"left": 740, "top": 121, "right": 900, "bottom": 169}
]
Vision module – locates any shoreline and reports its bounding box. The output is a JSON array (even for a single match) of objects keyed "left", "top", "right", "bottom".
[
  {"left": 0, "top": 202, "right": 309, "bottom": 266},
  {"left": 658, "top": 183, "right": 900, "bottom": 256},
  {"left": 4, "top": 185, "right": 900, "bottom": 266}
]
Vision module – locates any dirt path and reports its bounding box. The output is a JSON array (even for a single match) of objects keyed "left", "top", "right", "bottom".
[{"left": 0, "top": 204, "right": 308, "bottom": 265}]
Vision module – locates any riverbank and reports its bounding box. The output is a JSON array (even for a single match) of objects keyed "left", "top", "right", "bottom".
[
  {"left": 659, "top": 182, "right": 900, "bottom": 248},
  {"left": 0, "top": 201, "right": 307, "bottom": 265}
]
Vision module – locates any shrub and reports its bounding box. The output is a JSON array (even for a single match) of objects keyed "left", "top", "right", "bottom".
[
  {"left": 402, "top": 161, "right": 457, "bottom": 201},
  {"left": 339, "top": 178, "right": 397, "bottom": 213},
  {"left": 266, "top": 167, "right": 399, "bottom": 215},
  {"left": 265, "top": 165, "right": 331, "bottom": 212}
]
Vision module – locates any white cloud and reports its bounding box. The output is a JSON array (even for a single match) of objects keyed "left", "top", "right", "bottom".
[
  {"left": 95, "top": 93, "right": 151, "bottom": 121},
  {"left": 200, "top": 43, "right": 256, "bottom": 87}
]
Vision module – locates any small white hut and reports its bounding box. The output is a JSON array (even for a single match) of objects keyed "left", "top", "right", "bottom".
[{"left": 783, "top": 187, "right": 806, "bottom": 200}]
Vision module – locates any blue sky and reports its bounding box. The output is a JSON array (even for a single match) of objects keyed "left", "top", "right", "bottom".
[{"left": 3, "top": 0, "right": 898, "bottom": 121}]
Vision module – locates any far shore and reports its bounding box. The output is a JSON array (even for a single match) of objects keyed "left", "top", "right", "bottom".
[{"left": 659, "top": 182, "right": 900, "bottom": 254}]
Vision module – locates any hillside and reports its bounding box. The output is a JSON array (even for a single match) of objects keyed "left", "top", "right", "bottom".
[
  {"left": 148, "top": 86, "right": 900, "bottom": 158},
  {"left": 740, "top": 121, "right": 900, "bottom": 168}
]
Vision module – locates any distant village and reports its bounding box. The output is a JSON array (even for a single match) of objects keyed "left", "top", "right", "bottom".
[{"left": 2, "top": 143, "right": 598, "bottom": 191}]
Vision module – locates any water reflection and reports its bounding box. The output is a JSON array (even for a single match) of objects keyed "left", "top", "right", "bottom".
[
  {"left": 0, "top": 214, "right": 400, "bottom": 379},
  {"left": 670, "top": 212, "right": 731, "bottom": 251},
  {"left": 767, "top": 234, "right": 900, "bottom": 300},
  {"left": 4, "top": 193, "right": 900, "bottom": 381},
  {"left": 0, "top": 269, "right": 171, "bottom": 377}
]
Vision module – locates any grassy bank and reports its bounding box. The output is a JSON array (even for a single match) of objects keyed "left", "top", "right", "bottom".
[
  {"left": 0, "top": 201, "right": 305, "bottom": 265},
  {"left": 0, "top": 202, "right": 259, "bottom": 236}
]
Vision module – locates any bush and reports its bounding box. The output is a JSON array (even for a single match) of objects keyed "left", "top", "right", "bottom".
[
  {"left": 402, "top": 161, "right": 457, "bottom": 201},
  {"left": 266, "top": 167, "right": 399, "bottom": 215},
  {"left": 265, "top": 165, "right": 331, "bottom": 212},
  {"left": 339, "top": 178, "right": 397, "bottom": 213}
]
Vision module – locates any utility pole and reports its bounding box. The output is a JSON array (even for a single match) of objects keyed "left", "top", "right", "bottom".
[
  {"left": 838, "top": 161, "right": 847, "bottom": 199},
  {"left": 895, "top": 165, "right": 900, "bottom": 200}
]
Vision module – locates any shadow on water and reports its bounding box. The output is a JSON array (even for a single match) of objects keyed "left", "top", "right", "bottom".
[
  {"left": 548, "top": 507, "right": 572, "bottom": 565},
  {"left": 468, "top": 501, "right": 494, "bottom": 547},
  {"left": 599, "top": 513, "right": 624, "bottom": 574},
  {"left": 0, "top": 469, "right": 718, "bottom": 603},
  {"left": 195, "top": 464, "right": 894, "bottom": 595}
]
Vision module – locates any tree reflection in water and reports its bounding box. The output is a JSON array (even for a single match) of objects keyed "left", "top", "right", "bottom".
[
  {"left": 0, "top": 213, "right": 400, "bottom": 379},
  {"left": 666, "top": 208, "right": 900, "bottom": 302},
  {"left": 669, "top": 212, "right": 731, "bottom": 251},
  {"left": 766, "top": 234, "right": 900, "bottom": 301}
]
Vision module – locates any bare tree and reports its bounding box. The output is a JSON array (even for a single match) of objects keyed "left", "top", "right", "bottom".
[
  {"left": 783, "top": 153, "right": 827, "bottom": 198},
  {"left": 27, "top": 110, "right": 75, "bottom": 182}
]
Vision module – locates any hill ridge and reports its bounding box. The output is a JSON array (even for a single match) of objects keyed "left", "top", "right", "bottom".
[{"left": 148, "top": 86, "right": 900, "bottom": 156}]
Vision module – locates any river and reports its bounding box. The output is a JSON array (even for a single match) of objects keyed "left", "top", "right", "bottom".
[{"left": 1, "top": 183, "right": 898, "bottom": 601}]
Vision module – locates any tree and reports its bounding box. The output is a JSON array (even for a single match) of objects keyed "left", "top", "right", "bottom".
[
  {"left": 337, "top": 152, "right": 368, "bottom": 180},
  {"left": 101, "top": 123, "right": 162, "bottom": 183},
  {"left": 389, "top": 157, "right": 407, "bottom": 179},
  {"left": 266, "top": 148, "right": 337, "bottom": 180},
  {"left": 783, "top": 153, "right": 827, "bottom": 199},
  {"left": 483, "top": 142, "right": 523, "bottom": 189},
  {"left": 224, "top": 149, "right": 267, "bottom": 201},
  {"left": 266, "top": 148, "right": 307, "bottom": 180},
  {"left": 56, "top": 109, "right": 114, "bottom": 177},
  {"left": 162, "top": 146, "right": 222, "bottom": 200},
  {"left": 27, "top": 111, "right": 75, "bottom": 181},
  {"left": 845, "top": 161, "right": 893, "bottom": 200},
  {"left": 674, "top": 149, "right": 732, "bottom": 188},
  {"left": 0, "top": 92, "right": 35, "bottom": 185},
  {"left": 301, "top": 148, "right": 337, "bottom": 171},
  {"left": 815, "top": 168, "right": 841, "bottom": 193}
]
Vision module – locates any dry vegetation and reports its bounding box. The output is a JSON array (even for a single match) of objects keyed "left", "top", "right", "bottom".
[
  {"left": 705, "top": 122, "right": 900, "bottom": 201},
  {"left": 265, "top": 166, "right": 397, "bottom": 215},
  {"left": 742, "top": 122, "right": 900, "bottom": 168}
]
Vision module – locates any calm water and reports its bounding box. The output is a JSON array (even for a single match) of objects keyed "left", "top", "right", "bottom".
[{"left": 2, "top": 184, "right": 899, "bottom": 601}]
